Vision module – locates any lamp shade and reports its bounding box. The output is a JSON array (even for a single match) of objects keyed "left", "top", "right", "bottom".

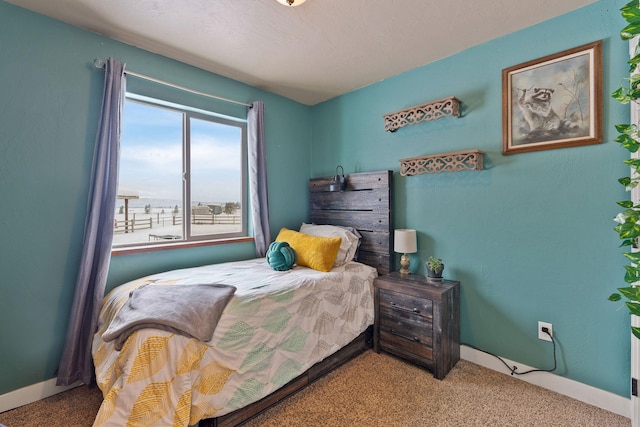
[{"left": 394, "top": 229, "right": 417, "bottom": 253}]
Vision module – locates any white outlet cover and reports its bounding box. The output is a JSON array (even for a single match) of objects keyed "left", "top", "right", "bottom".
[{"left": 538, "top": 321, "right": 553, "bottom": 341}]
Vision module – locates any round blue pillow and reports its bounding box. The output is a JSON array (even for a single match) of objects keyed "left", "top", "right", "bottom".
[{"left": 266, "top": 241, "right": 296, "bottom": 271}]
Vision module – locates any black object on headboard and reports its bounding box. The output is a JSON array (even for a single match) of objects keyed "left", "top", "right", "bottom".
[{"left": 309, "top": 170, "right": 394, "bottom": 275}]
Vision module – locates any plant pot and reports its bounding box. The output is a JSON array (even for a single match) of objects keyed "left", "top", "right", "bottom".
[{"left": 426, "top": 265, "right": 444, "bottom": 281}]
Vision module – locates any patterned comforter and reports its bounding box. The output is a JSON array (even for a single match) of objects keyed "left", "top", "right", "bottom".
[{"left": 92, "top": 258, "right": 377, "bottom": 426}]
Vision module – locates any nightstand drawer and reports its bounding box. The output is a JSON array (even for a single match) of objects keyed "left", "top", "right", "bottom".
[
  {"left": 378, "top": 289, "right": 433, "bottom": 320},
  {"left": 379, "top": 315, "right": 433, "bottom": 348},
  {"left": 379, "top": 329, "right": 433, "bottom": 361}
]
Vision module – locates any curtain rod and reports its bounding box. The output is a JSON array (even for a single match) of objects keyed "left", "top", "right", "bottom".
[{"left": 93, "top": 58, "right": 252, "bottom": 108}]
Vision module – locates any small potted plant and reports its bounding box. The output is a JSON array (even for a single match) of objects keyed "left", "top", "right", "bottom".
[{"left": 426, "top": 256, "right": 444, "bottom": 280}]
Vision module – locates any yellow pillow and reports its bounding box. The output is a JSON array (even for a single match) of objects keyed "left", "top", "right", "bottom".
[{"left": 275, "top": 228, "right": 342, "bottom": 272}]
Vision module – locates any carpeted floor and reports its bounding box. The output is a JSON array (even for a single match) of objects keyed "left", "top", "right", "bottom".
[{"left": 0, "top": 350, "right": 630, "bottom": 427}]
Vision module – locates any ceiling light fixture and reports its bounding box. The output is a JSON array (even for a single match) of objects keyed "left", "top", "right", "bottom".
[{"left": 276, "top": 0, "right": 306, "bottom": 6}]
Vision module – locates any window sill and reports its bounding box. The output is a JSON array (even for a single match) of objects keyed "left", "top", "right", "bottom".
[{"left": 111, "top": 236, "right": 254, "bottom": 256}]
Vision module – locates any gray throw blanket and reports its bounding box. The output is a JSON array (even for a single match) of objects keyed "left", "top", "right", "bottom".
[{"left": 102, "top": 283, "right": 236, "bottom": 350}]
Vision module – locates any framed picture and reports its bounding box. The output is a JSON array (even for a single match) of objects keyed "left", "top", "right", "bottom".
[{"left": 502, "top": 40, "right": 602, "bottom": 155}]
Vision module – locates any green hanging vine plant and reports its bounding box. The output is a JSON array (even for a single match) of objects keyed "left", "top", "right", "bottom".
[{"left": 609, "top": 0, "right": 640, "bottom": 340}]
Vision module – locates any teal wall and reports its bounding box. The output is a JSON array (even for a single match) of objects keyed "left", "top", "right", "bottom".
[
  {"left": 311, "top": 0, "right": 631, "bottom": 396},
  {"left": 0, "top": 2, "right": 310, "bottom": 395},
  {"left": 0, "top": 0, "right": 633, "bottom": 402}
]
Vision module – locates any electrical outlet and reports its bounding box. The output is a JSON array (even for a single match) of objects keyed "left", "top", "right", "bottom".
[{"left": 538, "top": 321, "right": 553, "bottom": 342}]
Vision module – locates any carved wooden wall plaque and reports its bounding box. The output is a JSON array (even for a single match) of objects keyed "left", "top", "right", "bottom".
[
  {"left": 383, "top": 96, "right": 461, "bottom": 132},
  {"left": 399, "top": 149, "right": 483, "bottom": 176}
]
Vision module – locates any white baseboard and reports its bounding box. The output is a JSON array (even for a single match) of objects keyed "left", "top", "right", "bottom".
[
  {"left": 461, "top": 345, "right": 630, "bottom": 419},
  {"left": 0, "top": 378, "right": 83, "bottom": 413},
  {"left": 1, "top": 349, "right": 630, "bottom": 419}
]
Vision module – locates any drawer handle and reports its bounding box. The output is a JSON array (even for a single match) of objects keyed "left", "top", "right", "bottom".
[
  {"left": 390, "top": 329, "right": 420, "bottom": 343},
  {"left": 390, "top": 301, "right": 420, "bottom": 314}
]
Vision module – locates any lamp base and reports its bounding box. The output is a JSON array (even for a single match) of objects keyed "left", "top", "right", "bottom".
[{"left": 399, "top": 253, "right": 411, "bottom": 275}]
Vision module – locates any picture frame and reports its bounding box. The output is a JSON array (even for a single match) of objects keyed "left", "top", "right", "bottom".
[{"left": 502, "top": 40, "right": 602, "bottom": 155}]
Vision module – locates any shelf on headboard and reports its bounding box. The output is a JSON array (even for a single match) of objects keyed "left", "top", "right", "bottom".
[{"left": 309, "top": 170, "right": 394, "bottom": 275}]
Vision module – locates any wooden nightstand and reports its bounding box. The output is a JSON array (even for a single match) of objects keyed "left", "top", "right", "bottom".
[{"left": 373, "top": 272, "right": 460, "bottom": 379}]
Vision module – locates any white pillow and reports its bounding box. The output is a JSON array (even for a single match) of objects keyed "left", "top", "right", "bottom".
[{"left": 300, "top": 223, "right": 361, "bottom": 267}]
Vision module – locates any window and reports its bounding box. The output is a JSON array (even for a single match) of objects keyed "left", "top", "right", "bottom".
[{"left": 113, "top": 95, "right": 247, "bottom": 248}]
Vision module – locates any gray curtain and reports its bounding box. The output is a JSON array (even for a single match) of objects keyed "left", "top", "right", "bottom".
[
  {"left": 56, "top": 58, "right": 126, "bottom": 386},
  {"left": 248, "top": 101, "right": 271, "bottom": 257}
]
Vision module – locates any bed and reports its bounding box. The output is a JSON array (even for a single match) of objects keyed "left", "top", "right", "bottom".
[{"left": 91, "top": 170, "right": 393, "bottom": 427}]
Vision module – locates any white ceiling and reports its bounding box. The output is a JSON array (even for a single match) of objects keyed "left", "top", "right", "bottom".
[{"left": 5, "top": 0, "right": 597, "bottom": 105}]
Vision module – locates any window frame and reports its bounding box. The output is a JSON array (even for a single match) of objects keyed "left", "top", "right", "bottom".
[{"left": 112, "top": 94, "right": 249, "bottom": 253}]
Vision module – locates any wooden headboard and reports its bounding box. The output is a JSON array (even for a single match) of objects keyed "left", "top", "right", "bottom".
[{"left": 309, "top": 170, "right": 394, "bottom": 275}]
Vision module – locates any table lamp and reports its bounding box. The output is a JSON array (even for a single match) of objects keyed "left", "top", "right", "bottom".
[{"left": 394, "top": 229, "right": 417, "bottom": 275}]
